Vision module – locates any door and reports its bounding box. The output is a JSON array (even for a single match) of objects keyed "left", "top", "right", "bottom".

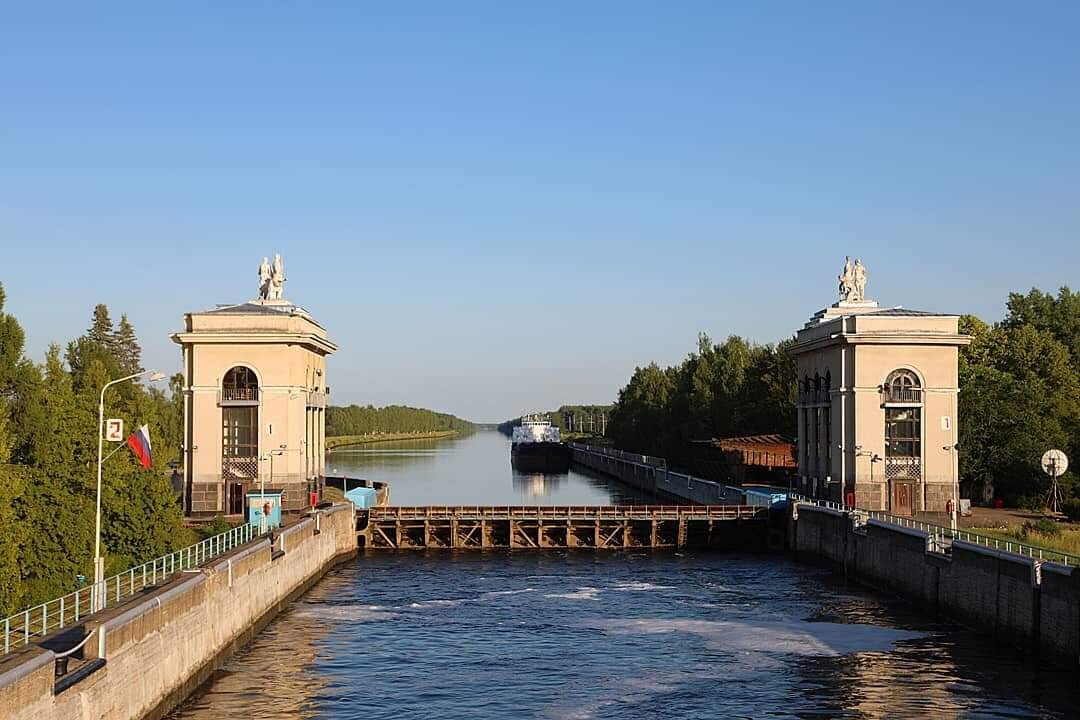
[
  {"left": 891, "top": 480, "right": 914, "bottom": 516},
  {"left": 228, "top": 482, "right": 245, "bottom": 516}
]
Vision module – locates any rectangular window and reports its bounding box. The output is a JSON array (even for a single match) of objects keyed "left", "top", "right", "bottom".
[
  {"left": 885, "top": 408, "right": 921, "bottom": 458},
  {"left": 223, "top": 406, "right": 258, "bottom": 458}
]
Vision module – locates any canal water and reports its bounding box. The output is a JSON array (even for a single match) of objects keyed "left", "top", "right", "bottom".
[
  {"left": 170, "top": 432, "right": 1077, "bottom": 719},
  {"left": 323, "top": 430, "right": 653, "bottom": 505}
]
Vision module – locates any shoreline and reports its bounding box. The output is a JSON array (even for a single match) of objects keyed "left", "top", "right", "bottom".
[{"left": 326, "top": 430, "right": 460, "bottom": 449}]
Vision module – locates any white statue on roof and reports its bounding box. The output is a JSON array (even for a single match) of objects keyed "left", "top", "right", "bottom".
[
  {"left": 268, "top": 253, "right": 286, "bottom": 300},
  {"left": 838, "top": 256, "right": 868, "bottom": 302},
  {"left": 257, "top": 257, "right": 272, "bottom": 300}
]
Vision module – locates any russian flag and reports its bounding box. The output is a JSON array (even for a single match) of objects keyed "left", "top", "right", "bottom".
[{"left": 127, "top": 424, "right": 153, "bottom": 469}]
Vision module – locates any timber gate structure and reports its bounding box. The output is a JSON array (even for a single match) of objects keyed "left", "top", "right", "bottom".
[{"left": 357, "top": 505, "right": 773, "bottom": 550}]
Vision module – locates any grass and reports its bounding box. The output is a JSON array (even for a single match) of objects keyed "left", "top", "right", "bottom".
[{"left": 967, "top": 522, "right": 1080, "bottom": 558}]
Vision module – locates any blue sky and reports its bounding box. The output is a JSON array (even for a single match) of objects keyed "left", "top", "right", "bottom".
[{"left": 1, "top": 2, "right": 1078, "bottom": 421}]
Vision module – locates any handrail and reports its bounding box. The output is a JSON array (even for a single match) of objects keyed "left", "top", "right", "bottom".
[
  {"left": 2, "top": 522, "right": 264, "bottom": 656},
  {"left": 790, "top": 496, "right": 1080, "bottom": 567},
  {"left": 571, "top": 442, "right": 1080, "bottom": 569}
]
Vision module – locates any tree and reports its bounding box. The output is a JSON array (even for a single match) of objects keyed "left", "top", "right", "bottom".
[
  {"left": 958, "top": 309, "right": 1080, "bottom": 504},
  {"left": 1003, "top": 287, "right": 1080, "bottom": 369},
  {"left": 114, "top": 314, "right": 143, "bottom": 375}
]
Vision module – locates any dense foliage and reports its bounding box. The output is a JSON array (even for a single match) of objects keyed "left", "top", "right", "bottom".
[
  {"left": 959, "top": 288, "right": 1080, "bottom": 505},
  {"left": 606, "top": 334, "right": 797, "bottom": 467},
  {"left": 0, "top": 287, "right": 186, "bottom": 615},
  {"left": 327, "top": 404, "right": 474, "bottom": 437}
]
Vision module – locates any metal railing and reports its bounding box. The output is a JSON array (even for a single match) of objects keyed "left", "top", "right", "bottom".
[
  {"left": 572, "top": 443, "right": 1080, "bottom": 569},
  {"left": 367, "top": 505, "right": 766, "bottom": 521},
  {"left": 2, "top": 523, "right": 262, "bottom": 656},
  {"left": 881, "top": 386, "right": 923, "bottom": 404},
  {"left": 220, "top": 386, "right": 259, "bottom": 404},
  {"left": 792, "top": 496, "right": 1080, "bottom": 567}
]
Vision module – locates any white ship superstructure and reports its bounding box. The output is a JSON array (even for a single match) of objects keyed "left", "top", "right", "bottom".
[
  {"left": 510, "top": 413, "right": 570, "bottom": 472},
  {"left": 512, "top": 414, "right": 561, "bottom": 445}
]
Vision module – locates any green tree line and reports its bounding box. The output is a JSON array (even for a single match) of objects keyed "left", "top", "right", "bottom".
[
  {"left": 606, "top": 335, "right": 796, "bottom": 467},
  {"left": 327, "top": 404, "right": 474, "bottom": 437},
  {"left": 604, "top": 287, "right": 1079, "bottom": 508},
  {"left": 0, "top": 286, "right": 186, "bottom": 615}
]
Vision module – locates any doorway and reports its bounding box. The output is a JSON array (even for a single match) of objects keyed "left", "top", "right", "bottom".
[{"left": 891, "top": 480, "right": 915, "bottom": 516}]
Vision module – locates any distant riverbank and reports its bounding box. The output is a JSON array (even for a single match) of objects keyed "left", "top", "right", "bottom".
[{"left": 326, "top": 430, "right": 460, "bottom": 449}]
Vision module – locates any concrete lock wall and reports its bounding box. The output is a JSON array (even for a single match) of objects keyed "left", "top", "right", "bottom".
[
  {"left": 570, "top": 448, "right": 738, "bottom": 505},
  {"left": 0, "top": 504, "right": 357, "bottom": 720},
  {"left": 792, "top": 504, "right": 1080, "bottom": 661}
]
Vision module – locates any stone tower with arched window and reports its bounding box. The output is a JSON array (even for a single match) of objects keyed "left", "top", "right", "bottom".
[
  {"left": 788, "top": 262, "right": 970, "bottom": 515},
  {"left": 171, "top": 264, "right": 337, "bottom": 517}
]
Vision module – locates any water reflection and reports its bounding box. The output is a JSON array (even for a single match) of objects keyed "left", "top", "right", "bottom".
[
  {"left": 511, "top": 471, "right": 567, "bottom": 499},
  {"left": 325, "top": 430, "right": 654, "bottom": 506}
]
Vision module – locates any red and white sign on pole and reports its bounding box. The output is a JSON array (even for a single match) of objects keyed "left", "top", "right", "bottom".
[{"left": 106, "top": 419, "right": 124, "bottom": 443}]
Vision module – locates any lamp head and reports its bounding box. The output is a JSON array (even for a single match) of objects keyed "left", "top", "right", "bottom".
[{"left": 148, "top": 371, "right": 166, "bottom": 382}]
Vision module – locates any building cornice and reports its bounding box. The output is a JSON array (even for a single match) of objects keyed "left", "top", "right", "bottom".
[
  {"left": 789, "top": 332, "right": 970, "bottom": 356},
  {"left": 170, "top": 331, "right": 338, "bottom": 355}
]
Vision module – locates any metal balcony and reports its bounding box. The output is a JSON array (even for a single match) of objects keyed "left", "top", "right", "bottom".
[
  {"left": 220, "top": 387, "right": 259, "bottom": 405},
  {"left": 881, "top": 387, "right": 923, "bottom": 405}
]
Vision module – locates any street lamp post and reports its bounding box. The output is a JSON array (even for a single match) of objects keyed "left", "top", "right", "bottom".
[{"left": 92, "top": 369, "right": 165, "bottom": 612}]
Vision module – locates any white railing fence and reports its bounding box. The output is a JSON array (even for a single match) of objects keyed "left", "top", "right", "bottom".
[{"left": 2, "top": 523, "right": 262, "bottom": 656}]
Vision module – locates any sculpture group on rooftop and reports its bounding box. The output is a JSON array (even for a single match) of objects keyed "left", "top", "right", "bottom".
[
  {"left": 838, "top": 256, "right": 868, "bottom": 302},
  {"left": 258, "top": 254, "right": 286, "bottom": 301}
]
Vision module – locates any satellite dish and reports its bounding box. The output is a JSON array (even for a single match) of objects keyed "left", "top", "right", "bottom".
[{"left": 1042, "top": 449, "right": 1069, "bottom": 478}]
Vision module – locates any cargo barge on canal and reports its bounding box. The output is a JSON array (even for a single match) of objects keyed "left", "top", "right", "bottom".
[{"left": 510, "top": 414, "right": 571, "bottom": 472}]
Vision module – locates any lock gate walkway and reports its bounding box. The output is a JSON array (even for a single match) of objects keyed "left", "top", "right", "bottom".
[{"left": 356, "top": 504, "right": 775, "bottom": 550}]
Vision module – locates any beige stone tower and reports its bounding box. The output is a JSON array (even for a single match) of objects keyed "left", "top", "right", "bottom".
[
  {"left": 171, "top": 257, "right": 337, "bottom": 516},
  {"left": 788, "top": 258, "right": 969, "bottom": 515}
]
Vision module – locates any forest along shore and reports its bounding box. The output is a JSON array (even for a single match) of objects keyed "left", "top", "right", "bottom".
[{"left": 326, "top": 430, "right": 460, "bottom": 449}]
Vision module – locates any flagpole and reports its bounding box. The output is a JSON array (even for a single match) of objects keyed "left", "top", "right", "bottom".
[{"left": 92, "top": 369, "right": 166, "bottom": 613}]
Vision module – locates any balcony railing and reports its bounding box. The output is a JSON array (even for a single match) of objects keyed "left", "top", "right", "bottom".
[
  {"left": 220, "top": 387, "right": 259, "bottom": 405},
  {"left": 881, "top": 386, "right": 923, "bottom": 405},
  {"left": 797, "top": 389, "right": 829, "bottom": 406}
]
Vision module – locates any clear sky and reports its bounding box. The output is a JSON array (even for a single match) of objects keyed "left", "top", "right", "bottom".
[{"left": 1, "top": 2, "right": 1078, "bottom": 422}]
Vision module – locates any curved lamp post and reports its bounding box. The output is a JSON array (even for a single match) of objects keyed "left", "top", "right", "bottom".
[{"left": 92, "top": 369, "right": 166, "bottom": 612}]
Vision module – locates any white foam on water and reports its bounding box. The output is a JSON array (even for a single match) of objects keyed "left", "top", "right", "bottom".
[
  {"left": 545, "top": 586, "right": 601, "bottom": 601},
  {"left": 610, "top": 581, "right": 677, "bottom": 592},
  {"left": 584, "top": 618, "right": 922, "bottom": 657},
  {"left": 295, "top": 604, "right": 394, "bottom": 622},
  {"left": 408, "top": 598, "right": 468, "bottom": 608},
  {"left": 482, "top": 588, "right": 536, "bottom": 597}
]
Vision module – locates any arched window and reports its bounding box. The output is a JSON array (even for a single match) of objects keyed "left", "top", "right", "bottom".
[
  {"left": 222, "top": 366, "right": 259, "bottom": 403},
  {"left": 885, "top": 369, "right": 920, "bottom": 394}
]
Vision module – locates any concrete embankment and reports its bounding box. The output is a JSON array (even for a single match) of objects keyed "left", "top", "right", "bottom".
[
  {"left": 571, "top": 445, "right": 743, "bottom": 505},
  {"left": 326, "top": 430, "right": 458, "bottom": 449},
  {"left": 792, "top": 503, "right": 1080, "bottom": 661},
  {"left": 0, "top": 504, "right": 357, "bottom": 720}
]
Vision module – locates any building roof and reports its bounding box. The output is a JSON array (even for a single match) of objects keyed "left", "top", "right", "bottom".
[
  {"left": 204, "top": 302, "right": 294, "bottom": 315},
  {"left": 866, "top": 307, "right": 955, "bottom": 317}
]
